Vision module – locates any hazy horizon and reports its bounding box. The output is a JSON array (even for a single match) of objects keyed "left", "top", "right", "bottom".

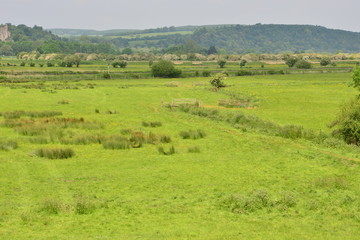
[{"left": 1, "top": 0, "right": 360, "bottom": 32}]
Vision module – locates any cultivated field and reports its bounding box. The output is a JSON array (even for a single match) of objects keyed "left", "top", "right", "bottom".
[{"left": 0, "top": 60, "right": 359, "bottom": 239}]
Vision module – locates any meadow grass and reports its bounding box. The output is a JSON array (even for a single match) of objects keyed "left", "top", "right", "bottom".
[{"left": 0, "top": 68, "right": 359, "bottom": 239}]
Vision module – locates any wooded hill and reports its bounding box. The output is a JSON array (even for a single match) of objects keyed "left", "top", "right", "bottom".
[{"left": 1, "top": 23, "right": 360, "bottom": 55}]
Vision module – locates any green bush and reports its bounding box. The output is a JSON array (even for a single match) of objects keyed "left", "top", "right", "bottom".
[
  {"left": 202, "top": 70, "right": 211, "bottom": 77},
  {"left": 102, "top": 136, "right": 131, "bottom": 150},
  {"left": 217, "top": 60, "right": 226, "bottom": 68},
  {"left": 329, "top": 97, "right": 360, "bottom": 145},
  {"left": 320, "top": 58, "right": 332, "bottom": 66},
  {"left": 236, "top": 70, "right": 253, "bottom": 76},
  {"left": 295, "top": 60, "right": 312, "bottom": 69},
  {"left": 151, "top": 60, "right": 182, "bottom": 78},
  {"left": 188, "top": 146, "right": 200, "bottom": 153}
]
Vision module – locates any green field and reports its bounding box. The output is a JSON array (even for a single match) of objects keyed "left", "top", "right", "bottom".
[{"left": 0, "top": 63, "right": 359, "bottom": 239}]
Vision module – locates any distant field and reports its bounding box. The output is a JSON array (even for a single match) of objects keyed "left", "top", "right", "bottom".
[{"left": 0, "top": 62, "right": 359, "bottom": 239}]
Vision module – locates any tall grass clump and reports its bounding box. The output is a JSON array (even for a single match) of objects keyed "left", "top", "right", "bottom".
[
  {"left": 35, "top": 148, "right": 75, "bottom": 159},
  {"left": 0, "top": 140, "right": 18, "bottom": 151},
  {"left": 142, "top": 121, "right": 162, "bottom": 127},
  {"left": 179, "top": 129, "right": 206, "bottom": 139},
  {"left": 188, "top": 146, "right": 200, "bottom": 153},
  {"left": 102, "top": 135, "right": 131, "bottom": 150},
  {"left": 40, "top": 198, "right": 63, "bottom": 214},
  {"left": 158, "top": 146, "right": 176, "bottom": 155}
]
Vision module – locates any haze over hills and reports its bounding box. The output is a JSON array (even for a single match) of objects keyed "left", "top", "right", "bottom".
[{"left": 1, "top": 23, "right": 360, "bottom": 55}]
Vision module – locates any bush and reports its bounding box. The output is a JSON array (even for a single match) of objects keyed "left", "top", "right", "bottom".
[
  {"left": 217, "top": 60, "right": 226, "bottom": 68},
  {"left": 236, "top": 70, "right": 253, "bottom": 76},
  {"left": 202, "top": 70, "right": 211, "bottom": 77},
  {"left": 20, "top": 62, "right": 26, "bottom": 67},
  {"left": 46, "top": 62, "right": 54, "bottom": 67},
  {"left": 210, "top": 73, "right": 226, "bottom": 89},
  {"left": 151, "top": 60, "right": 182, "bottom": 78},
  {"left": 285, "top": 57, "right": 298, "bottom": 67},
  {"left": 320, "top": 58, "right": 331, "bottom": 66},
  {"left": 35, "top": 148, "right": 75, "bottom": 159},
  {"left": 103, "top": 73, "right": 111, "bottom": 79},
  {"left": 329, "top": 97, "right": 360, "bottom": 145},
  {"left": 295, "top": 60, "right": 312, "bottom": 69},
  {"left": 29, "top": 62, "right": 35, "bottom": 67},
  {"left": 239, "top": 59, "right": 247, "bottom": 67},
  {"left": 112, "top": 61, "right": 127, "bottom": 68}
]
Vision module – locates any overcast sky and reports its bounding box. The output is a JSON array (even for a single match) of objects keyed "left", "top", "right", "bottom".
[{"left": 1, "top": 0, "right": 360, "bottom": 32}]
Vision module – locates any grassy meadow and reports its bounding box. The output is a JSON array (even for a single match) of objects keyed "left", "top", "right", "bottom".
[{"left": 0, "top": 60, "right": 359, "bottom": 239}]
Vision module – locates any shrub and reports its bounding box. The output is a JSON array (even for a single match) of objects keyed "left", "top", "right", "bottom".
[
  {"left": 75, "top": 196, "right": 96, "bottom": 215},
  {"left": 29, "top": 62, "right": 35, "bottom": 67},
  {"left": 158, "top": 146, "right": 176, "bottom": 155},
  {"left": 46, "top": 62, "right": 54, "bottom": 67},
  {"left": 236, "top": 70, "right": 253, "bottom": 76},
  {"left": 40, "top": 198, "right": 63, "bottom": 214},
  {"left": 210, "top": 73, "right": 226, "bottom": 89},
  {"left": 285, "top": 57, "right": 298, "bottom": 67},
  {"left": 103, "top": 73, "right": 111, "bottom": 79},
  {"left": 151, "top": 60, "right": 182, "bottom": 78},
  {"left": 112, "top": 61, "right": 127, "bottom": 68},
  {"left": 129, "top": 131, "right": 146, "bottom": 148},
  {"left": 239, "top": 59, "right": 247, "bottom": 67},
  {"left": 329, "top": 97, "right": 360, "bottom": 145},
  {"left": 35, "top": 148, "right": 75, "bottom": 159},
  {"left": 39, "top": 63, "right": 44, "bottom": 67},
  {"left": 295, "top": 60, "right": 312, "bottom": 69},
  {"left": 320, "top": 58, "right": 332, "bottom": 66},
  {"left": 217, "top": 60, "right": 226, "bottom": 68},
  {"left": 20, "top": 62, "right": 26, "bottom": 67},
  {"left": 57, "top": 100, "right": 69, "bottom": 104},
  {"left": 202, "top": 70, "right": 211, "bottom": 77},
  {"left": 179, "top": 129, "right": 206, "bottom": 139}
]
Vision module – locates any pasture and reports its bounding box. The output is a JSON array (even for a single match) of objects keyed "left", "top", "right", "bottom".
[{"left": 0, "top": 61, "right": 359, "bottom": 239}]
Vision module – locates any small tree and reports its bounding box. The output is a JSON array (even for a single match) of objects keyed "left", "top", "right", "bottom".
[
  {"left": 294, "top": 60, "right": 312, "bottom": 69},
  {"left": 151, "top": 60, "right": 182, "bottom": 78},
  {"left": 118, "top": 61, "right": 127, "bottom": 68},
  {"left": 64, "top": 55, "right": 81, "bottom": 68},
  {"left": 210, "top": 73, "right": 226, "bottom": 90},
  {"left": 285, "top": 57, "right": 298, "bottom": 67},
  {"left": 329, "top": 66, "right": 360, "bottom": 144},
  {"left": 217, "top": 60, "right": 226, "bottom": 68},
  {"left": 239, "top": 59, "right": 247, "bottom": 68},
  {"left": 320, "top": 58, "right": 331, "bottom": 66}
]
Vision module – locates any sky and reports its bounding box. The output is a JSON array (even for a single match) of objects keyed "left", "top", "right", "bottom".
[{"left": 1, "top": 0, "right": 360, "bottom": 32}]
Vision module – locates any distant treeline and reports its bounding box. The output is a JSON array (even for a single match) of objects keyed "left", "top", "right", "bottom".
[{"left": 2, "top": 23, "right": 360, "bottom": 56}]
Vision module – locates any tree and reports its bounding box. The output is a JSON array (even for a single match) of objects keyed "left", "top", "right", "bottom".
[
  {"left": 320, "top": 58, "right": 331, "bottom": 66},
  {"left": 350, "top": 66, "right": 360, "bottom": 91},
  {"left": 294, "top": 60, "right": 312, "bottom": 69},
  {"left": 217, "top": 60, "right": 226, "bottom": 68},
  {"left": 151, "top": 60, "right": 182, "bottom": 78},
  {"left": 0, "top": 45, "right": 14, "bottom": 56},
  {"left": 112, "top": 61, "right": 127, "bottom": 68},
  {"left": 285, "top": 57, "right": 298, "bottom": 67},
  {"left": 329, "top": 66, "right": 360, "bottom": 144},
  {"left": 210, "top": 73, "right": 227, "bottom": 90},
  {"left": 239, "top": 59, "right": 247, "bottom": 67},
  {"left": 122, "top": 48, "right": 133, "bottom": 55},
  {"left": 64, "top": 55, "right": 81, "bottom": 67},
  {"left": 207, "top": 46, "right": 218, "bottom": 55}
]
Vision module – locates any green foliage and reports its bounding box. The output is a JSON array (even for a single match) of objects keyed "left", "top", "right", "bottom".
[
  {"left": 320, "top": 58, "right": 332, "bottom": 66},
  {"left": 239, "top": 59, "right": 247, "bottom": 67},
  {"left": 151, "top": 60, "right": 182, "bottom": 78},
  {"left": 236, "top": 70, "right": 253, "bottom": 76},
  {"left": 64, "top": 55, "right": 81, "bottom": 67},
  {"left": 210, "top": 73, "right": 226, "bottom": 89},
  {"left": 217, "top": 60, "right": 226, "bottom": 68},
  {"left": 112, "top": 61, "right": 127, "bottom": 68},
  {"left": 329, "top": 97, "right": 360, "bottom": 145},
  {"left": 103, "top": 73, "right": 111, "bottom": 79},
  {"left": 285, "top": 57, "right": 299, "bottom": 67},
  {"left": 295, "top": 60, "right": 312, "bottom": 69},
  {"left": 351, "top": 66, "right": 360, "bottom": 91},
  {"left": 202, "top": 70, "right": 211, "bottom": 77},
  {"left": 142, "top": 121, "right": 162, "bottom": 127}
]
